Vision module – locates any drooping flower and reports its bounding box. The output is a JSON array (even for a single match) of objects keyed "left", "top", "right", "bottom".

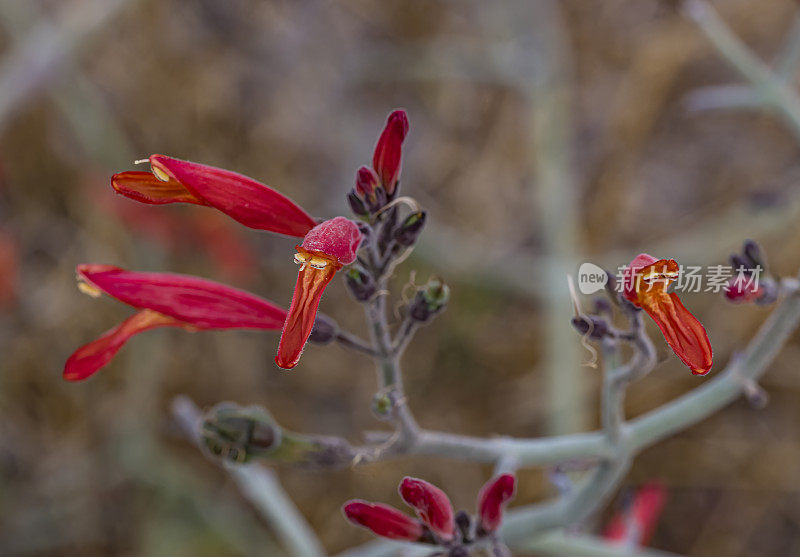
[
  {"left": 64, "top": 265, "right": 287, "bottom": 381},
  {"left": 476, "top": 474, "right": 516, "bottom": 534},
  {"left": 603, "top": 481, "right": 667, "bottom": 547},
  {"left": 623, "top": 254, "right": 713, "bottom": 375},
  {"left": 399, "top": 477, "right": 455, "bottom": 541},
  {"left": 276, "top": 217, "right": 362, "bottom": 369},
  {"left": 108, "top": 151, "right": 367, "bottom": 370},
  {"left": 342, "top": 500, "right": 425, "bottom": 542}
]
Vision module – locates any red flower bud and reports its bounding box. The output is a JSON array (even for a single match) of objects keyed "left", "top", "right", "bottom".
[
  {"left": 623, "top": 254, "right": 713, "bottom": 375},
  {"left": 477, "top": 474, "right": 516, "bottom": 533},
  {"left": 355, "top": 166, "right": 380, "bottom": 200},
  {"left": 372, "top": 110, "right": 409, "bottom": 195},
  {"left": 399, "top": 477, "right": 455, "bottom": 541},
  {"left": 342, "top": 500, "right": 424, "bottom": 541}
]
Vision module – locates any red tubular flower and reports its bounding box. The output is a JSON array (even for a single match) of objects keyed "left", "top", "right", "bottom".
[
  {"left": 64, "top": 265, "right": 287, "bottom": 381},
  {"left": 399, "top": 477, "right": 455, "bottom": 541},
  {"left": 372, "top": 110, "right": 409, "bottom": 195},
  {"left": 342, "top": 500, "right": 424, "bottom": 542},
  {"left": 623, "top": 254, "right": 713, "bottom": 376},
  {"left": 276, "top": 217, "right": 361, "bottom": 369},
  {"left": 477, "top": 474, "right": 516, "bottom": 533},
  {"left": 111, "top": 154, "right": 317, "bottom": 237},
  {"left": 603, "top": 481, "right": 667, "bottom": 546},
  {"left": 109, "top": 153, "right": 367, "bottom": 370}
]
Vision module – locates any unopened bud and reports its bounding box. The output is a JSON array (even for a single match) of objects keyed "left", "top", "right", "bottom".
[
  {"left": 201, "top": 403, "right": 281, "bottom": 463},
  {"left": 348, "top": 191, "right": 368, "bottom": 217},
  {"left": 372, "top": 392, "right": 392, "bottom": 418},
  {"left": 743, "top": 239, "right": 766, "bottom": 270},
  {"left": 345, "top": 267, "right": 377, "bottom": 302},
  {"left": 729, "top": 253, "right": 751, "bottom": 273},
  {"left": 571, "top": 315, "right": 610, "bottom": 340},
  {"left": 454, "top": 510, "right": 473, "bottom": 543},
  {"left": 409, "top": 277, "right": 450, "bottom": 323},
  {"left": 309, "top": 313, "right": 338, "bottom": 344},
  {"left": 355, "top": 166, "right": 380, "bottom": 199},
  {"left": 394, "top": 211, "right": 427, "bottom": 247},
  {"left": 368, "top": 187, "right": 388, "bottom": 213},
  {"left": 593, "top": 298, "right": 613, "bottom": 317}
]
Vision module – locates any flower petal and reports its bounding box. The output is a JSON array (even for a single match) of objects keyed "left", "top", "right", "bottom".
[
  {"left": 64, "top": 309, "right": 182, "bottom": 381},
  {"left": 111, "top": 170, "right": 205, "bottom": 205},
  {"left": 150, "top": 155, "right": 316, "bottom": 236},
  {"left": 275, "top": 261, "right": 337, "bottom": 369},
  {"left": 77, "top": 264, "right": 287, "bottom": 329},
  {"left": 622, "top": 254, "right": 712, "bottom": 375},
  {"left": 372, "top": 110, "right": 409, "bottom": 195},
  {"left": 342, "top": 500, "right": 424, "bottom": 542},
  {"left": 477, "top": 474, "right": 516, "bottom": 533},
  {"left": 300, "top": 217, "right": 362, "bottom": 266},
  {"left": 640, "top": 291, "right": 713, "bottom": 375},
  {"left": 399, "top": 477, "right": 455, "bottom": 541}
]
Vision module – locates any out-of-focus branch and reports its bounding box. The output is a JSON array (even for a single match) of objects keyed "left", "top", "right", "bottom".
[
  {"left": 171, "top": 396, "right": 325, "bottom": 557},
  {"left": 682, "top": 0, "right": 800, "bottom": 140},
  {"left": 0, "top": 0, "right": 134, "bottom": 135},
  {"left": 364, "top": 276, "right": 800, "bottom": 467}
]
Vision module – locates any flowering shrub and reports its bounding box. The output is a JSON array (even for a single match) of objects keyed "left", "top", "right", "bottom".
[{"left": 65, "top": 109, "right": 800, "bottom": 556}]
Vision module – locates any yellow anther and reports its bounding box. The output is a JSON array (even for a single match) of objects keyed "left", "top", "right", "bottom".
[
  {"left": 152, "top": 165, "right": 171, "bottom": 182},
  {"left": 78, "top": 280, "right": 102, "bottom": 298},
  {"left": 308, "top": 256, "right": 328, "bottom": 269},
  {"left": 294, "top": 252, "right": 310, "bottom": 265}
]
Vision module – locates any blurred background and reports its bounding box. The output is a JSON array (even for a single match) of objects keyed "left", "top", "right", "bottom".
[{"left": 2, "top": 0, "right": 800, "bottom": 555}]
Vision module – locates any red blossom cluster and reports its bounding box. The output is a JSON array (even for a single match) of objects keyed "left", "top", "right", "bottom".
[
  {"left": 65, "top": 110, "right": 409, "bottom": 379},
  {"left": 343, "top": 475, "right": 516, "bottom": 553}
]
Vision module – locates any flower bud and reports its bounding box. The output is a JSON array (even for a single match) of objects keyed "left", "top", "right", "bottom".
[
  {"left": 348, "top": 191, "right": 369, "bottom": 217},
  {"left": 201, "top": 403, "right": 281, "bottom": 463},
  {"left": 593, "top": 298, "right": 613, "bottom": 317},
  {"left": 372, "top": 109, "right": 409, "bottom": 196},
  {"left": 729, "top": 253, "right": 751, "bottom": 273},
  {"left": 308, "top": 313, "right": 338, "bottom": 345},
  {"left": 393, "top": 211, "right": 427, "bottom": 247},
  {"left": 372, "top": 391, "right": 392, "bottom": 418},
  {"left": 724, "top": 280, "right": 764, "bottom": 304},
  {"left": 571, "top": 315, "right": 610, "bottom": 340},
  {"left": 477, "top": 474, "right": 516, "bottom": 534},
  {"left": 355, "top": 166, "right": 380, "bottom": 200},
  {"left": 342, "top": 500, "right": 425, "bottom": 541},
  {"left": 399, "top": 477, "right": 455, "bottom": 541},
  {"left": 409, "top": 277, "right": 450, "bottom": 323},
  {"left": 742, "top": 239, "right": 766, "bottom": 270},
  {"left": 454, "top": 510, "right": 473, "bottom": 543},
  {"left": 368, "top": 187, "right": 388, "bottom": 213},
  {"left": 345, "top": 267, "right": 377, "bottom": 302}
]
